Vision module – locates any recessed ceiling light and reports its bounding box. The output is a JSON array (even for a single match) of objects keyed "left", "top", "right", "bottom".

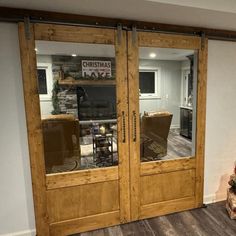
[
  {"left": 149, "top": 53, "right": 156, "bottom": 58},
  {"left": 71, "top": 54, "right": 77, "bottom": 57}
]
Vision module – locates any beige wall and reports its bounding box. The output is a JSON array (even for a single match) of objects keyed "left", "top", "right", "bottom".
[
  {"left": 0, "top": 23, "right": 35, "bottom": 236},
  {"left": 204, "top": 40, "right": 236, "bottom": 203}
]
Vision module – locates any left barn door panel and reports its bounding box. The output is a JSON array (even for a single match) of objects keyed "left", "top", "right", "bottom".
[{"left": 19, "top": 23, "right": 130, "bottom": 236}]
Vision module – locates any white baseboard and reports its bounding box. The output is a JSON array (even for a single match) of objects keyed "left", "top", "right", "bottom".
[
  {"left": 0, "top": 229, "right": 36, "bottom": 236},
  {"left": 204, "top": 193, "right": 227, "bottom": 204}
]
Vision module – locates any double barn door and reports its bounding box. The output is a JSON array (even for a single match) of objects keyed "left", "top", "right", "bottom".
[{"left": 19, "top": 23, "right": 207, "bottom": 236}]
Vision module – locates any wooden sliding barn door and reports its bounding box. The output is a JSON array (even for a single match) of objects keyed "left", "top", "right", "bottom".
[
  {"left": 19, "top": 23, "right": 130, "bottom": 236},
  {"left": 127, "top": 30, "right": 207, "bottom": 221},
  {"left": 19, "top": 21, "right": 207, "bottom": 235}
]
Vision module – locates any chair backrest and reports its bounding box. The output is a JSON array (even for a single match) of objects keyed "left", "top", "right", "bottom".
[
  {"left": 141, "top": 111, "right": 173, "bottom": 140},
  {"left": 41, "top": 114, "right": 80, "bottom": 168}
]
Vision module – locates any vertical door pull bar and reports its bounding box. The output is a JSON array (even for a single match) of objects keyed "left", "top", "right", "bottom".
[
  {"left": 122, "top": 111, "right": 126, "bottom": 143},
  {"left": 133, "top": 111, "right": 137, "bottom": 142}
]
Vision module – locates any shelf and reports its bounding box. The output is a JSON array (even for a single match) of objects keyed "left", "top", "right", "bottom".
[
  {"left": 95, "top": 149, "right": 112, "bottom": 153},
  {"left": 58, "top": 79, "right": 116, "bottom": 86},
  {"left": 94, "top": 144, "right": 112, "bottom": 149}
]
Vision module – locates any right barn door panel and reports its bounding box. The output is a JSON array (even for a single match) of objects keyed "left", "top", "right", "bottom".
[{"left": 128, "top": 31, "right": 207, "bottom": 220}]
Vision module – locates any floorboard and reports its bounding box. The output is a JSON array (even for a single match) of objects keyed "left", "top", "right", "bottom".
[{"left": 71, "top": 201, "right": 236, "bottom": 236}]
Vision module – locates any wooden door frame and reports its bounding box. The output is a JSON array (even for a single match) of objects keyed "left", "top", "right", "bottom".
[
  {"left": 19, "top": 23, "right": 130, "bottom": 235},
  {"left": 127, "top": 31, "right": 208, "bottom": 220}
]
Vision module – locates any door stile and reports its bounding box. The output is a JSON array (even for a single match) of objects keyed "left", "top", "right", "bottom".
[
  {"left": 115, "top": 29, "right": 131, "bottom": 223},
  {"left": 18, "top": 22, "right": 50, "bottom": 236},
  {"left": 127, "top": 31, "right": 141, "bottom": 221},
  {"left": 195, "top": 37, "right": 208, "bottom": 207}
]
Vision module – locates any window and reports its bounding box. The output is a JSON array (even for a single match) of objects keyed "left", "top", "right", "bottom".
[
  {"left": 37, "top": 63, "right": 53, "bottom": 101},
  {"left": 37, "top": 69, "right": 47, "bottom": 94},
  {"left": 139, "top": 67, "right": 160, "bottom": 99}
]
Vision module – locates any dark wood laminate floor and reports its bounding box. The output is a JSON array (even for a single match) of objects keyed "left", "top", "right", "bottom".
[
  {"left": 166, "top": 128, "right": 191, "bottom": 159},
  {"left": 72, "top": 201, "right": 236, "bottom": 236}
]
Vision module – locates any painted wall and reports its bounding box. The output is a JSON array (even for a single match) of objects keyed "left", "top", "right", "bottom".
[
  {"left": 0, "top": 23, "right": 35, "bottom": 236},
  {"left": 204, "top": 40, "right": 236, "bottom": 203},
  {"left": 0, "top": 22, "right": 235, "bottom": 235},
  {"left": 139, "top": 59, "right": 182, "bottom": 128}
]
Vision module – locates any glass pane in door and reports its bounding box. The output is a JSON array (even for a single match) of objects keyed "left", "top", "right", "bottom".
[
  {"left": 35, "top": 41, "right": 118, "bottom": 174},
  {"left": 139, "top": 47, "right": 197, "bottom": 162}
]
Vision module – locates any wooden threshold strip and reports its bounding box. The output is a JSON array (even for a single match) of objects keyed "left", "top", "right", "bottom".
[
  {"left": 141, "top": 157, "right": 196, "bottom": 176},
  {"left": 49, "top": 210, "right": 120, "bottom": 236},
  {"left": 46, "top": 166, "right": 118, "bottom": 189}
]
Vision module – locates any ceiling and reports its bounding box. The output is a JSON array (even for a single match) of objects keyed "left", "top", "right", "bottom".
[
  {"left": 148, "top": 0, "right": 236, "bottom": 14},
  {"left": 36, "top": 41, "right": 193, "bottom": 61},
  {"left": 1, "top": 0, "right": 236, "bottom": 31},
  {"left": 139, "top": 47, "right": 193, "bottom": 61}
]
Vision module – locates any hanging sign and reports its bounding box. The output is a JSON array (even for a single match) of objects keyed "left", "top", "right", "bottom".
[{"left": 82, "top": 60, "right": 112, "bottom": 78}]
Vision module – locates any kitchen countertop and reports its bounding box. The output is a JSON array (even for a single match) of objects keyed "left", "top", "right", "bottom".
[{"left": 179, "top": 106, "right": 193, "bottom": 110}]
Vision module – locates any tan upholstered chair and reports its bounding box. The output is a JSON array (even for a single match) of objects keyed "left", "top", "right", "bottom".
[
  {"left": 42, "top": 114, "right": 80, "bottom": 171},
  {"left": 140, "top": 111, "right": 173, "bottom": 161}
]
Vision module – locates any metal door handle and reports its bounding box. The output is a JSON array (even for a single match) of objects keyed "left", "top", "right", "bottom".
[
  {"left": 133, "top": 111, "right": 137, "bottom": 142},
  {"left": 122, "top": 111, "right": 126, "bottom": 143}
]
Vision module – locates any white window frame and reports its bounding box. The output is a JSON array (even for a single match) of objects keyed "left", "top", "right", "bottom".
[
  {"left": 37, "top": 62, "right": 53, "bottom": 101},
  {"left": 139, "top": 66, "right": 161, "bottom": 99}
]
